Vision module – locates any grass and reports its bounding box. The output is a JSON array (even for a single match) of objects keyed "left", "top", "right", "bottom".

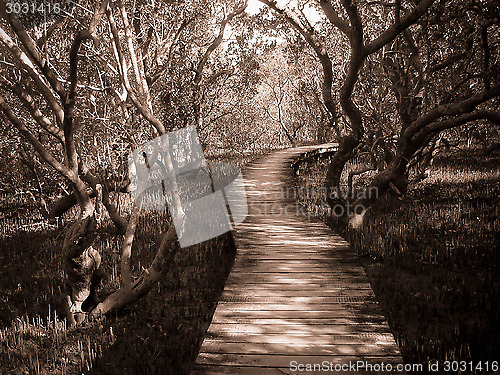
[
  {"left": 0, "top": 214, "right": 236, "bottom": 374},
  {"left": 294, "top": 151, "right": 500, "bottom": 373},
  {"left": 0, "top": 149, "right": 272, "bottom": 374}
]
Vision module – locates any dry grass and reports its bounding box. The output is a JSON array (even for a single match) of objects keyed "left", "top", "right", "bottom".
[
  {"left": 294, "top": 152, "right": 500, "bottom": 373},
  {"left": 0, "top": 151, "right": 269, "bottom": 374},
  {"left": 0, "top": 212, "right": 236, "bottom": 374}
]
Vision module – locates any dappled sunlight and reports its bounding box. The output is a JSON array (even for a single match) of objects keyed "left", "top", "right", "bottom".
[{"left": 196, "top": 147, "right": 401, "bottom": 372}]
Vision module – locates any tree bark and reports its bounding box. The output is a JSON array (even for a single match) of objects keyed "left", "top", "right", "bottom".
[
  {"left": 89, "top": 225, "right": 179, "bottom": 320},
  {"left": 63, "top": 214, "right": 101, "bottom": 326}
]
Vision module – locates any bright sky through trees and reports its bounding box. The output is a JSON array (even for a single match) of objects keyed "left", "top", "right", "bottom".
[
  {"left": 246, "top": 0, "right": 264, "bottom": 15},
  {"left": 246, "top": 0, "right": 322, "bottom": 23}
]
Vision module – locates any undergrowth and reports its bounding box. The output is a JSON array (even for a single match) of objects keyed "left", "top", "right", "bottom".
[
  {"left": 0, "top": 212, "right": 236, "bottom": 374},
  {"left": 0, "top": 151, "right": 267, "bottom": 374},
  {"left": 294, "top": 151, "right": 500, "bottom": 374}
]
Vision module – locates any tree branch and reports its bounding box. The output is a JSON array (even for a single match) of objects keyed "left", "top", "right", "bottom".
[
  {"left": 89, "top": 225, "right": 179, "bottom": 320},
  {"left": 194, "top": 1, "right": 248, "bottom": 85},
  {"left": 106, "top": 5, "right": 166, "bottom": 135},
  {"left": 427, "top": 49, "right": 470, "bottom": 74},
  {"left": 116, "top": 0, "right": 151, "bottom": 109},
  {"left": 79, "top": 164, "right": 128, "bottom": 232},
  {"left": 0, "top": 95, "right": 74, "bottom": 181},
  {"left": 120, "top": 205, "right": 139, "bottom": 287},
  {"left": 258, "top": 0, "right": 337, "bottom": 119},
  {"left": 0, "top": 75, "right": 65, "bottom": 143},
  {"left": 36, "top": 19, "right": 64, "bottom": 48},
  {"left": 0, "top": 26, "right": 64, "bottom": 125},
  {"left": 1, "top": 2, "right": 66, "bottom": 98},
  {"left": 88, "top": 0, "right": 110, "bottom": 38},
  {"left": 149, "top": 18, "right": 192, "bottom": 86},
  {"left": 364, "top": 0, "right": 435, "bottom": 57},
  {"left": 405, "top": 83, "right": 500, "bottom": 139},
  {"left": 347, "top": 165, "right": 376, "bottom": 197},
  {"left": 64, "top": 30, "right": 93, "bottom": 173},
  {"left": 422, "top": 110, "right": 500, "bottom": 135},
  {"left": 339, "top": 0, "right": 364, "bottom": 139},
  {"left": 319, "top": 0, "right": 350, "bottom": 35}
]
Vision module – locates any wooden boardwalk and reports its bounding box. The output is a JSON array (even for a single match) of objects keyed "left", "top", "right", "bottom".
[{"left": 193, "top": 146, "right": 404, "bottom": 374}]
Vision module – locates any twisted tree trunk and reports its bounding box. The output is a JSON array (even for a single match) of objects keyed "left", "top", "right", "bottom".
[{"left": 63, "top": 214, "right": 102, "bottom": 325}]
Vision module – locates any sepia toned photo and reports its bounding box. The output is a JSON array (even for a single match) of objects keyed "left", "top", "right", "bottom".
[{"left": 0, "top": 0, "right": 498, "bottom": 374}]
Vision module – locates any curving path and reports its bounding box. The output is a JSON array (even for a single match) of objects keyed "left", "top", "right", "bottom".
[{"left": 193, "top": 146, "right": 404, "bottom": 374}]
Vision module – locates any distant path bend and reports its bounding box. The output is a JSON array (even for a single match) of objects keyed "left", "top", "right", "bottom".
[{"left": 194, "top": 145, "right": 404, "bottom": 374}]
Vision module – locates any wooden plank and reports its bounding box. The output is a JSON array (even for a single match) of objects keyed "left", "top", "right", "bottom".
[
  {"left": 221, "top": 289, "right": 375, "bottom": 298},
  {"left": 233, "top": 255, "right": 351, "bottom": 261},
  {"left": 199, "top": 341, "right": 401, "bottom": 356},
  {"left": 228, "top": 268, "right": 368, "bottom": 274},
  {"left": 223, "top": 283, "right": 373, "bottom": 291},
  {"left": 233, "top": 257, "right": 349, "bottom": 262},
  {"left": 211, "top": 310, "right": 383, "bottom": 320},
  {"left": 219, "top": 295, "right": 376, "bottom": 304},
  {"left": 213, "top": 302, "right": 384, "bottom": 312},
  {"left": 229, "top": 267, "right": 367, "bottom": 272},
  {"left": 210, "top": 317, "right": 386, "bottom": 325},
  {"left": 203, "top": 332, "right": 398, "bottom": 345},
  {"left": 226, "top": 275, "right": 372, "bottom": 282},
  {"left": 192, "top": 365, "right": 404, "bottom": 375},
  {"left": 226, "top": 280, "right": 371, "bottom": 286},
  {"left": 206, "top": 323, "right": 391, "bottom": 335},
  {"left": 192, "top": 366, "right": 289, "bottom": 375},
  {"left": 196, "top": 353, "right": 404, "bottom": 368}
]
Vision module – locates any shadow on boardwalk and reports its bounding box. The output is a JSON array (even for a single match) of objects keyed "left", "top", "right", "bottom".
[{"left": 194, "top": 146, "right": 404, "bottom": 374}]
